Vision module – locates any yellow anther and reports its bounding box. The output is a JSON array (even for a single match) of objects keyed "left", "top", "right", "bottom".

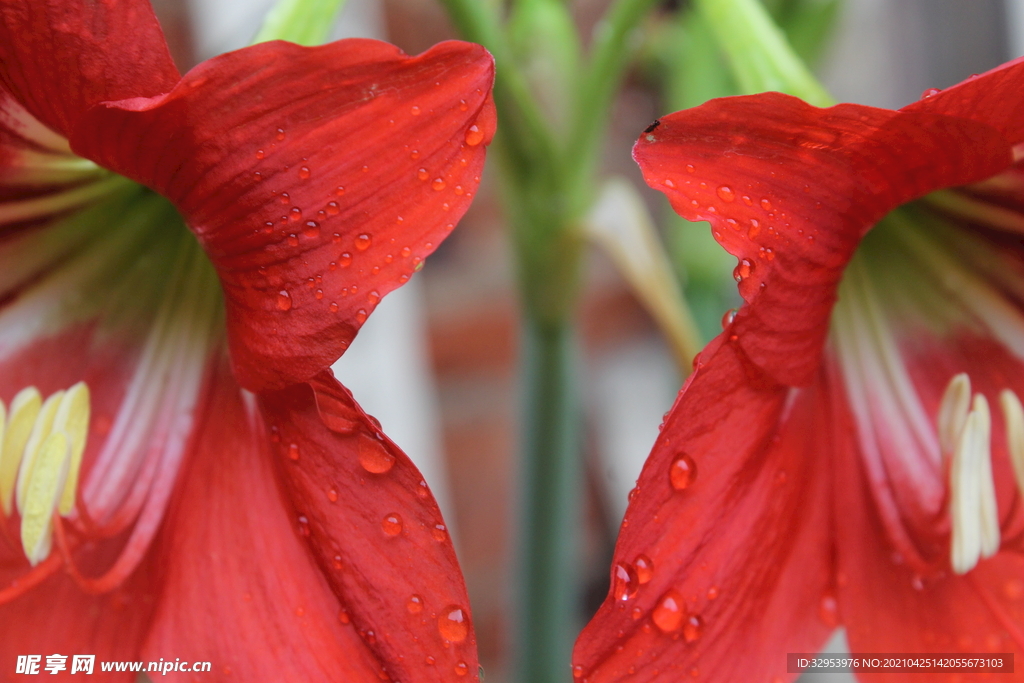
[
  {"left": 0, "top": 382, "right": 92, "bottom": 565},
  {"left": 1000, "top": 389, "right": 1024, "bottom": 500},
  {"left": 0, "top": 387, "right": 41, "bottom": 515},
  {"left": 15, "top": 389, "right": 63, "bottom": 514},
  {"left": 54, "top": 382, "right": 89, "bottom": 515},
  {"left": 938, "top": 373, "right": 971, "bottom": 458},
  {"left": 949, "top": 393, "right": 999, "bottom": 574},
  {"left": 20, "top": 431, "right": 69, "bottom": 566}
]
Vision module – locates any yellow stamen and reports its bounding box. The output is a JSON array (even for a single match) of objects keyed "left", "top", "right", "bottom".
[
  {"left": 938, "top": 373, "right": 971, "bottom": 458},
  {"left": 0, "top": 382, "right": 92, "bottom": 565},
  {"left": 949, "top": 393, "right": 999, "bottom": 574},
  {"left": 0, "top": 387, "right": 41, "bottom": 515},
  {"left": 20, "top": 432, "right": 69, "bottom": 566},
  {"left": 1000, "top": 389, "right": 1024, "bottom": 500},
  {"left": 54, "top": 383, "right": 89, "bottom": 515},
  {"left": 15, "top": 390, "right": 64, "bottom": 514}
]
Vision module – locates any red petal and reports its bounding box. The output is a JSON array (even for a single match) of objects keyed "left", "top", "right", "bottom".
[
  {"left": 0, "top": 0, "right": 179, "bottom": 138},
  {"left": 573, "top": 340, "right": 834, "bottom": 682},
  {"left": 259, "top": 371, "right": 478, "bottom": 683},
  {"left": 906, "top": 57, "right": 1024, "bottom": 145},
  {"left": 834, "top": 392, "right": 1024, "bottom": 680},
  {"left": 71, "top": 39, "right": 495, "bottom": 392},
  {"left": 0, "top": 538, "right": 160, "bottom": 681},
  {"left": 143, "top": 359, "right": 385, "bottom": 681},
  {"left": 633, "top": 93, "right": 1012, "bottom": 386}
]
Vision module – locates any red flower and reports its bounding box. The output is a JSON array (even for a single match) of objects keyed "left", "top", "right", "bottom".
[
  {"left": 0, "top": 1, "right": 494, "bottom": 680},
  {"left": 574, "top": 60, "right": 1024, "bottom": 681}
]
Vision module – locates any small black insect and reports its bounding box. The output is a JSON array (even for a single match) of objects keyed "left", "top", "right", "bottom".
[{"left": 643, "top": 119, "right": 661, "bottom": 134}]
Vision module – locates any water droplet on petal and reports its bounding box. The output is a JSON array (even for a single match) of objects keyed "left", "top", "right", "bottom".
[
  {"left": 438, "top": 605, "right": 469, "bottom": 643},
  {"left": 367, "top": 291, "right": 380, "bottom": 306},
  {"left": 573, "top": 665, "right": 584, "bottom": 678},
  {"left": 382, "top": 513, "right": 403, "bottom": 536},
  {"left": 287, "top": 443, "right": 300, "bottom": 461},
  {"left": 716, "top": 186, "right": 735, "bottom": 202},
  {"left": 411, "top": 105, "right": 421, "bottom": 116},
  {"left": 634, "top": 555, "right": 654, "bottom": 584},
  {"left": 685, "top": 164, "right": 695, "bottom": 173},
  {"left": 296, "top": 515, "right": 310, "bottom": 537},
  {"left": 432, "top": 178, "right": 446, "bottom": 191},
  {"left": 407, "top": 594, "right": 424, "bottom": 614},
  {"left": 355, "top": 309, "right": 367, "bottom": 324},
  {"left": 721, "top": 308, "right": 738, "bottom": 329},
  {"left": 818, "top": 593, "right": 839, "bottom": 627},
  {"left": 276, "top": 290, "right": 292, "bottom": 311},
  {"left": 338, "top": 609, "right": 351, "bottom": 624},
  {"left": 922, "top": 87, "right": 942, "bottom": 98},
  {"left": 612, "top": 562, "right": 639, "bottom": 601},
  {"left": 298, "top": 166, "right": 310, "bottom": 179},
  {"left": 255, "top": 149, "right": 265, "bottom": 160},
  {"left": 652, "top": 590, "right": 685, "bottom": 632},
  {"left": 303, "top": 220, "right": 320, "bottom": 238},
  {"left": 432, "top": 524, "right": 448, "bottom": 542},
  {"left": 332, "top": 555, "right": 343, "bottom": 569},
  {"left": 417, "top": 168, "right": 429, "bottom": 181},
  {"left": 355, "top": 234, "right": 372, "bottom": 251},
  {"left": 733, "top": 259, "right": 752, "bottom": 282},
  {"left": 760, "top": 198, "right": 773, "bottom": 211},
  {"left": 339, "top": 252, "right": 352, "bottom": 268},
  {"left": 459, "top": 99, "right": 468, "bottom": 111},
  {"left": 664, "top": 178, "right": 676, "bottom": 188},
  {"left": 275, "top": 128, "right": 285, "bottom": 141},
  {"left": 669, "top": 453, "right": 697, "bottom": 490},
  {"left": 327, "top": 488, "right": 338, "bottom": 502},
  {"left": 289, "top": 207, "right": 302, "bottom": 222},
  {"left": 683, "top": 614, "right": 704, "bottom": 642},
  {"left": 455, "top": 662, "right": 469, "bottom": 677},
  {"left": 358, "top": 433, "right": 395, "bottom": 474},
  {"left": 465, "top": 125, "right": 484, "bottom": 146}
]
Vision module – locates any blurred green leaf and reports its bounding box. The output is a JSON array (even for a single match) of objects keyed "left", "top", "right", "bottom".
[{"left": 253, "top": 0, "right": 346, "bottom": 45}]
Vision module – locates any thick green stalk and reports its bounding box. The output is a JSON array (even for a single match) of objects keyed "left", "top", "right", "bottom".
[
  {"left": 438, "top": 2, "right": 660, "bottom": 681},
  {"left": 517, "top": 318, "right": 581, "bottom": 683}
]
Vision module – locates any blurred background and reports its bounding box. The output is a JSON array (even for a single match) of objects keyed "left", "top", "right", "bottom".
[{"left": 148, "top": 0, "right": 1017, "bottom": 680}]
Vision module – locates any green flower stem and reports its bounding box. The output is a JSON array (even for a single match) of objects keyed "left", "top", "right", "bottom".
[
  {"left": 253, "top": 0, "right": 348, "bottom": 45},
  {"left": 518, "top": 318, "right": 581, "bottom": 683},
  {"left": 695, "top": 0, "right": 835, "bottom": 106},
  {"left": 439, "top": 2, "right": 661, "bottom": 681}
]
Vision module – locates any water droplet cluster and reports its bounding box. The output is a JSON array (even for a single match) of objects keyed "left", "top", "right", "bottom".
[{"left": 246, "top": 108, "right": 487, "bottom": 325}]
